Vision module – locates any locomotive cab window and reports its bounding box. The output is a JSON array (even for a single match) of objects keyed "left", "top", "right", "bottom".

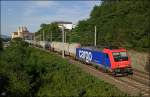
[{"left": 113, "top": 52, "right": 128, "bottom": 62}]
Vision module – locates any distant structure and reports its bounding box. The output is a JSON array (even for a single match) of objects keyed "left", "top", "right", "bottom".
[
  {"left": 53, "top": 21, "right": 75, "bottom": 30},
  {"left": 11, "top": 26, "right": 34, "bottom": 40}
]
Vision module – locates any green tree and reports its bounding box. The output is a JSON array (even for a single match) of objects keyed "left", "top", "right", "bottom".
[
  {"left": 36, "top": 23, "right": 61, "bottom": 41},
  {"left": 69, "top": 0, "right": 149, "bottom": 51}
]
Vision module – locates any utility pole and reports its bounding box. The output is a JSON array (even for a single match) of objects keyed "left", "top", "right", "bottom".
[
  {"left": 94, "top": 25, "right": 97, "bottom": 47},
  {"left": 62, "top": 26, "right": 65, "bottom": 58},
  {"left": 43, "top": 30, "right": 45, "bottom": 41},
  {"left": 51, "top": 31, "right": 52, "bottom": 42},
  {"left": 65, "top": 31, "right": 66, "bottom": 43},
  {"left": 34, "top": 32, "right": 35, "bottom": 41},
  {"left": 33, "top": 32, "right": 35, "bottom": 47},
  {"left": 43, "top": 30, "right": 45, "bottom": 49},
  {"left": 40, "top": 31, "right": 42, "bottom": 41}
]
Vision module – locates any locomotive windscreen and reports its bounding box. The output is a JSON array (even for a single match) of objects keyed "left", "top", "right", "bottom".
[{"left": 112, "top": 52, "right": 128, "bottom": 62}]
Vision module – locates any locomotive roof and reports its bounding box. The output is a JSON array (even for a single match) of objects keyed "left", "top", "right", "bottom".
[
  {"left": 81, "top": 46, "right": 120, "bottom": 51},
  {"left": 81, "top": 47, "right": 103, "bottom": 52}
]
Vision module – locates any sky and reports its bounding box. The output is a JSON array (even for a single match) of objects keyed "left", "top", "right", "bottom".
[{"left": 1, "top": 1, "right": 102, "bottom": 36}]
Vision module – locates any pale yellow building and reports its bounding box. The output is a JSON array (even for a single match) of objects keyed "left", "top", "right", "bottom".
[{"left": 11, "top": 26, "right": 34, "bottom": 40}]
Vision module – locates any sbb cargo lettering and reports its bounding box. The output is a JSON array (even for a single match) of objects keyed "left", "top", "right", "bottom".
[{"left": 79, "top": 50, "right": 92, "bottom": 62}]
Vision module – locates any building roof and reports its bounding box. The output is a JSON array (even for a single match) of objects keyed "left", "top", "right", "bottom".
[
  {"left": 12, "top": 32, "right": 17, "bottom": 33},
  {"left": 12, "top": 31, "right": 33, "bottom": 36},
  {"left": 22, "top": 31, "right": 29, "bottom": 34},
  {"left": 53, "top": 21, "right": 72, "bottom": 24},
  {"left": 12, "top": 32, "right": 18, "bottom": 35}
]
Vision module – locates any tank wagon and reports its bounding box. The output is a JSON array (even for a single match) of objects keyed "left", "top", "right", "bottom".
[
  {"left": 76, "top": 47, "right": 133, "bottom": 75},
  {"left": 24, "top": 40, "right": 35, "bottom": 46},
  {"left": 51, "top": 42, "right": 81, "bottom": 57},
  {"left": 38, "top": 41, "right": 50, "bottom": 49}
]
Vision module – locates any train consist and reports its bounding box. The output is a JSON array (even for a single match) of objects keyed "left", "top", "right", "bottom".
[{"left": 25, "top": 40, "right": 133, "bottom": 76}]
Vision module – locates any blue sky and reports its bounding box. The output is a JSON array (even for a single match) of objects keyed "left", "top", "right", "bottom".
[{"left": 1, "top": 1, "right": 101, "bottom": 36}]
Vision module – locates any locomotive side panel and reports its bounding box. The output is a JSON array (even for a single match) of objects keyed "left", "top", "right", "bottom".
[{"left": 76, "top": 48, "right": 111, "bottom": 69}]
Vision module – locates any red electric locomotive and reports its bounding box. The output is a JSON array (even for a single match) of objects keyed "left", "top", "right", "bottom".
[
  {"left": 76, "top": 46, "right": 133, "bottom": 76},
  {"left": 103, "top": 47, "right": 133, "bottom": 75}
]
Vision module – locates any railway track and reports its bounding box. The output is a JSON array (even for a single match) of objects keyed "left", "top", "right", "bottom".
[
  {"left": 35, "top": 47, "right": 150, "bottom": 96},
  {"left": 133, "top": 69, "right": 149, "bottom": 80},
  {"left": 126, "top": 68, "right": 150, "bottom": 90},
  {"left": 127, "top": 74, "right": 149, "bottom": 86},
  {"left": 117, "top": 77, "right": 150, "bottom": 97}
]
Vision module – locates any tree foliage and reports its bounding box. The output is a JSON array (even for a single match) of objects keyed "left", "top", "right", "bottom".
[
  {"left": 69, "top": 0, "right": 150, "bottom": 51},
  {"left": 36, "top": 23, "right": 62, "bottom": 41}
]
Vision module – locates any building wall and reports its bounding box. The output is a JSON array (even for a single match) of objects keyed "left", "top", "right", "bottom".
[
  {"left": 18, "top": 32, "right": 23, "bottom": 38},
  {"left": 58, "top": 24, "right": 73, "bottom": 30},
  {"left": 23, "top": 33, "right": 33, "bottom": 40},
  {"left": 12, "top": 34, "right": 18, "bottom": 39},
  {"left": 63, "top": 24, "right": 73, "bottom": 30},
  {"left": 11, "top": 26, "right": 33, "bottom": 40}
]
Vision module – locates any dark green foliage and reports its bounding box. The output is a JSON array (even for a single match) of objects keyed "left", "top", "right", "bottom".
[
  {"left": 69, "top": 0, "right": 150, "bottom": 51},
  {"left": 94, "top": 64, "right": 99, "bottom": 69},
  {"left": 0, "top": 39, "right": 31, "bottom": 97},
  {"left": 0, "top": 40, "right": 129, "bottom": 97}
]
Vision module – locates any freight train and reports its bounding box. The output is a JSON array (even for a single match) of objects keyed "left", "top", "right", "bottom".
[{"left": 25, "top": 40, "right": 133, "bottom": 76}]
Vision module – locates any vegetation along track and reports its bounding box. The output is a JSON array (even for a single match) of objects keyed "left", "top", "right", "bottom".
[{"left": 35, "top": 47, "right": 150, "bottom": 97}]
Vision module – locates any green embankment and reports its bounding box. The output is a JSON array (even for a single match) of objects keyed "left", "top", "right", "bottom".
[{"left": 0, "top": 39, "right": 129, "bottom": 97}]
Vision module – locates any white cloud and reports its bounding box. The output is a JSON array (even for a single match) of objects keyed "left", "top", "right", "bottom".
[
  {"left": 35, "top": 1, "right": 57, "bottom": 8},
  {"left": 22, "top": 2, "right": 80, "bottom": 22},
  {"left": 84, "top": 1, "right": 102, "bottom": 7}
]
